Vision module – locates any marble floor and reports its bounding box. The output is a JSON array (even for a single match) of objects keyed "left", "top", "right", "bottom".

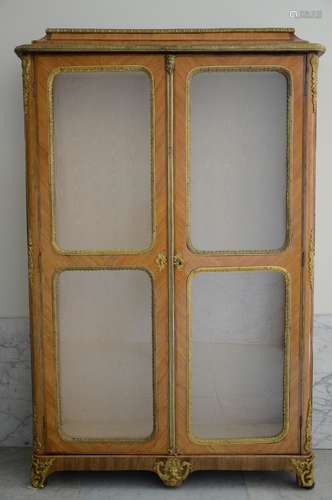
[{"left": 0, "top": 448, "right": 332, "bottom": 500}]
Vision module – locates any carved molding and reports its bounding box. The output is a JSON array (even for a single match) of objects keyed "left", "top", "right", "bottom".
[
  {"left": 308, "top": 230, "right": 315, "bottom": 290},
  {"left": 31, "top": 455, "right": 55, "bottom": 488},
  {"left": 28, "top": 236, "right": 33, "bottom": 287},
  {"left": 32, "top": 411, "right": 42, "bottom": 453},
  {"left": 165, "top": 55, "right": 175, "bottom": 74},
  {"left": 291, "top": 455, "right": 315, "bottom": 489},
  {"left": 154, "top": 457, "right": 192, "bottom": 487},
  {"left": 304, "top": 399, "right": 313, "bottom": 453},
  {"left": 21, "top": 55, "right": 32, "bottom": 116},
  {"left": 15, "top": 42, "right": 326, "bottom": 58},
  {"left": 46, "top": 28, "right": 296, "bottom": 34},
  {"left": 310, "top": 54, "right": 318, "bottom": 113}
]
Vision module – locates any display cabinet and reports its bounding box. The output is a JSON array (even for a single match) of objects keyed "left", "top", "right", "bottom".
[{"left": 15, "top": 28, "right": 325, "bottom": 489}]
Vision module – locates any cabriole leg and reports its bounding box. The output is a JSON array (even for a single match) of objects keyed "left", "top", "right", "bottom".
[
  {"left": 31, "top": 454, "right": 55, "bottom": 488},
  {"left": 291, "top": 455, "right": 315, "bottom": 489}
]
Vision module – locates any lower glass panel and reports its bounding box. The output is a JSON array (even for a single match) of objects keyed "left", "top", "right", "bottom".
[
  {"left": 56, "top": 269, "right": 153, "bottom": 440},
  {"left": 190, "top": 269, "right": 286, "bottom": 440}
]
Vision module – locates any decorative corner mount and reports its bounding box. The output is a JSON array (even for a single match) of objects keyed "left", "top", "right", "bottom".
[
  {"left": 31, "top": 454, "right": 55, "bottom": 488},
  {"left": 291, "top": 455, "right": 315, "bottom": 489},
  {"left": 154, "top": 457, "right": 192, "bottom": 487}
]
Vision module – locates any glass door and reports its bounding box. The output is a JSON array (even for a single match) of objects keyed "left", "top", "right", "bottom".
[
  {"left": 36, "top": 54, "right": 168, "bottom": 454},
  {"left": 174, "top": 54, "right": 304, "bottom": 454}
]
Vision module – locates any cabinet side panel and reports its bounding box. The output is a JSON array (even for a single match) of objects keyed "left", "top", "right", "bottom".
[
  {"left": 21, "top": 54, "right": 45, "bottom": 453},
  {"left": 300, "top": 54, "right": 319, "bottom": 454}
]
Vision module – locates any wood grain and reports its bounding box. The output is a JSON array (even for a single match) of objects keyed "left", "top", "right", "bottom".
[
  {"left": 300, "top": 54, "right": 318, "bottom": 454},
  {"left": 173, "top": 54, "right": 305, "bottom": 455},
  {"left": 20, "top": 29, "right": 322, "bottom": 480},
  {"left": 34, "top": 54, "right": 168, "bottom": 454}
]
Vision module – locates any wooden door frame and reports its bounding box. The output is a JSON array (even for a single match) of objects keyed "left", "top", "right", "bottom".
[
  {"left": 173, "top": 53, "right": 305, "bottom": 455},
  {"left": 32, "top": 53, "right": 169, "bottom": 454}
]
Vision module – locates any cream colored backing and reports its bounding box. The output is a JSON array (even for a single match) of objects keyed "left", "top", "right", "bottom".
[
  {"left": 189, "top": 70, "right": 287, "bottom": 252},
  {"left": 56, "top": 269, "right": 154, "bottom": 440},
  {"left": 191, "top": 270, "right": 285, "bottom": 438},
  {"left": 53, "top": 70, "right": 152, "bottom": 252}
]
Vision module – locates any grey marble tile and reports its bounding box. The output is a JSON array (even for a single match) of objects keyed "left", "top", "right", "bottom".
[
  {"left": 244, "top": 451, "right": 332, "bottom": 500},
  {"left": 0, "top": 318, "right": 32, "bottom": 447},
  {"left": 313, "top": 315, "right": 332, "bottom": 449},
  {"left": 0, "top": 448, "right": 80, "bottom": 500},
  {"left": 77, "top": 469, "right": 248, "bottom": 500},
  {"left": 0, "top": 315, "right": 331, "bottom": 448}
]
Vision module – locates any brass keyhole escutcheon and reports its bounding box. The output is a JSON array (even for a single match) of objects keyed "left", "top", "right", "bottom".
[{"left": 173, "top": 254, "right": 184, "bottom": 269}]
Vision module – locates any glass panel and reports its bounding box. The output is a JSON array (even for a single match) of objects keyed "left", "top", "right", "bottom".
[
  {"left": 56, "top": 269, "right": 153, "bottom": 439},
  {"left": 189, "top": 70, "right": 288, "bottom": 251},
  {"left": 190, "top": 270, "right": 286, "bottom": 439},
  {"left": 52, "top": 70, "right": 152, "bottom": 251}
]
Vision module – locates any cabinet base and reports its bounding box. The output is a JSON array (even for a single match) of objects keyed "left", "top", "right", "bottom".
[{"left": 31, "top": 452, "right": 315, "bottom": 489}]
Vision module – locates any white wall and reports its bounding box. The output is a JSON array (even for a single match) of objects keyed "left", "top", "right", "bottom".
[{"left": 0, "top": 0, "right": 331, "bottom": 316}]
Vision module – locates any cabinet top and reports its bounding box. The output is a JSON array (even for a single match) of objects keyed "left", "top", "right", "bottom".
[{"left": 15, "top": 28, "right": 325, "bottom": 57}]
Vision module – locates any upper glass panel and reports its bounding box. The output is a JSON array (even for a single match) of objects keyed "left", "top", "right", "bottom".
[
  {"left": 189, "top": 69, "right": 288, "bottom": 252},
  {"left": 51, "top": 69, "right": 153, "bottom": 252}
]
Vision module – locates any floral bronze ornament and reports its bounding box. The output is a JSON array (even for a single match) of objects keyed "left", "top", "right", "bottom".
[
  {"left": 291, "top": 455, "right": 315, "bottom": 489},
  {"left": 31, "top": 455, "right": 55, "bottom": 488},
  {"left": 155, "top": 252, "right": 167, "bottom": 271},
  {"left": 154, "top": 457, "right": 192, "bottom": 486}
]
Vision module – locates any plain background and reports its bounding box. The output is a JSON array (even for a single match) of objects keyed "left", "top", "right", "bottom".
[{"left": 0, "top": 0, "right": 331, "bottom": 316}]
